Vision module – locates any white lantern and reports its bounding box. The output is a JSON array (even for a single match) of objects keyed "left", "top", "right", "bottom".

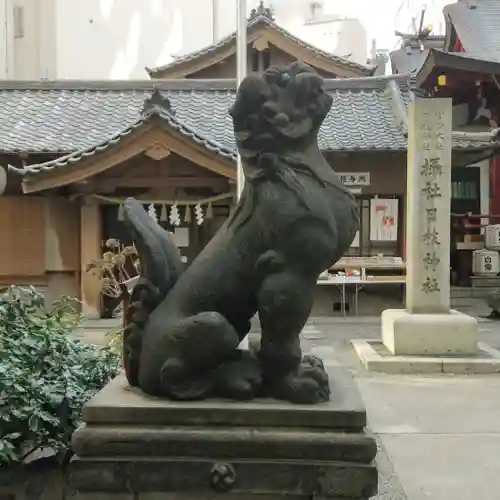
[
  {"left": 472, "top": 249, "right": 500, "bottom": 276},
  {"left": 485, "top": 224, "right": 500, "bottom": 250}
]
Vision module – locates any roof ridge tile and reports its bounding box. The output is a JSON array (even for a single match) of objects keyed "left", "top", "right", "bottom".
[{"left": 146, "top": 15, "right": 374, "bottom": 76}]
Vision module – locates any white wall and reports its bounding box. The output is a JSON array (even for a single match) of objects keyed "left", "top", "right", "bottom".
[
  {"left": 0, "top": 0, "right": 14, "bottom": 78},
  {"left": 0, "top": 0, "right": 56, "bottom": 79},
  {"left": 0, "top": 0, "right": 218, "bottom": 79},
  {"left": 0, "top": 0, "right": 370, "bottom": 80},
  {"left": 55, "top": 0, "right": 215, "bottom": 79},
  {"left": 300, "top": 17, "right": 368, "bottom": 66}
]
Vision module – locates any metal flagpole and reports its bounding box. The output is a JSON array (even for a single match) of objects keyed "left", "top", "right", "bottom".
[
  {"left": 236, "top": 0, "right": 249, "bottom": 350},
  {"left": 236, "top": 0, "right": 247, "bottom": 200}
]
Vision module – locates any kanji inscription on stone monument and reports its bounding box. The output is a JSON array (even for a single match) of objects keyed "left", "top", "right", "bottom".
[
  {"left": 380, "top": 96, "right": 479, "bottom": 358},
  {"left": 406, "top": 97, "right": 452, "bottom": 313}
]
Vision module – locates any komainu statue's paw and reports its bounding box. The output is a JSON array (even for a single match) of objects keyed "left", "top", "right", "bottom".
[
  {"left": 302, "top": 353, "right": 326, "bottom": 371},
  {"left": 265, "top": 354, "right": 330, "bottom": 405},
  {"left": 216, "top": 351, "right": 262, "bottom": 401}
]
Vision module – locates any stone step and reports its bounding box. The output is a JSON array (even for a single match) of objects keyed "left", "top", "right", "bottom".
[
  {"left": 450, "top": 287, "right": 474, "bottom": 299},
  {"left": 450, "top": 297, "right": 484, "bottom": 309},
  {"left": 471, "top": 277, "right": 500, "bottom": 288},
  {"left": 450, "top": 287, "right": 493, "bottom": 300}
]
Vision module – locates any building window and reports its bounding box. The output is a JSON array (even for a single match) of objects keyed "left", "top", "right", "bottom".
[
  {"left": 345, "top": 196, "right": 402, "bottom": 257},
  {"left": 13, "top": 6, "right": 24, "bottom": 38},
  {"left": 251, "top": 49, "right": 259, "bottom": 72},
  {"left": 262, "top": 49, "right": 271, "bottom": 69},
  {"left": 452, "top": 181, "right": 477, "bottom": 200}
]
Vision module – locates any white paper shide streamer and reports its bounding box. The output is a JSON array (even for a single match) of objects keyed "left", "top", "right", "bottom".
[
  {"left": 169, "top": 203, "right": 181, "bottom": 226},
  {"left": 195, "top": 203, "right": 204, "bottom": 225},
  {"left": 147, "top": 203, "right": 158, "bottom": 222}
]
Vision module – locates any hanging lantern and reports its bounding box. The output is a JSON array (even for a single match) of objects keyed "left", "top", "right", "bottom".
[
  {"left": 206, "top": 202, "right": 213, "bottom": 219},
  {"left": 160, "top": 204, "right": 168, "bottom": 222},
  {"left": 184, "top": 205, "right": 192, "bottom": 223}
]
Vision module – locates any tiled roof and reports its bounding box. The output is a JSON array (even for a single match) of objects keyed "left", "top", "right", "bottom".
[
  {"left": 146, "top": 15, "right": 374, "bottom": 77},
  {"left": 444, "top": 0, "right": 500, "bottom": 61},
  {"left": 17, "top": 89, "right": 237, "bottom": 173},
  {"left": 391, "top": 47, "right": 430, "bottom": 74},
  {"left": 390, "top": 34, "right": 446, "bottom": 74},
  {"left": 1, "top": 75, "right": 496, "bottom": 175}
]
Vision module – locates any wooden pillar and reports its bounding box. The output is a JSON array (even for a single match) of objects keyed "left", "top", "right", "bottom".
[
  {"left": 80, "top": 198, "right": 102, "bottom": 319},
  {"left": 479, "top": 159, "right": 490, "bottom": 231},
  {"left": 490, "top": 156, "right": 500, "bottom": 221}
]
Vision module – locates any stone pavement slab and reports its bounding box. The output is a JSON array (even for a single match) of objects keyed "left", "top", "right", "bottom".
[
  {"left": 356, "top": 375, "right": 500, "bottom": 434},
  {"left": 380, "top": 434, "right": 500, "bottom": 500},
  {"left": 355, "top": 375, "right": 500, "bottom": 500}
]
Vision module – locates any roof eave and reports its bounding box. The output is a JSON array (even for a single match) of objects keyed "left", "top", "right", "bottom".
[
  {"left": 415, "top": 49, "right": 500, "bottom": 90},
  {"left": 17, "top": 111, "right": 238, "bottom": 194},
  {"left": 442, "top": 7, "right": 456, "bottom": 53},
  {"left": 415, "top": 48, "right": 438, "bottom": 89}
]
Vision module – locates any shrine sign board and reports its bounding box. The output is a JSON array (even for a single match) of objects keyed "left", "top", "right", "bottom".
[{"left": 337, "top": 172, "right": 370, "bottom": 186}]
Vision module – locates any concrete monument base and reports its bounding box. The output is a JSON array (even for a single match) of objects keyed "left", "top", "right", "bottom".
[
  {"left": 352, "top": 339, "right": 500, "bottom": 374},
  {"left": 351, "top": 308, "right": 500, "bottom": 374},
  {"left": 381, "top": 309, "right": 478, "bottom": 356},
  {"left": 68, "top": 371, "right": 377, "bottom": 499},
  {"left": 353, "top": 308, "right": 500, "bottom": 374}
]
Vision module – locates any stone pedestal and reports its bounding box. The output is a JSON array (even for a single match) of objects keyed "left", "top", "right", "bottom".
[
  {"left": 381, "top": 308, "right": 478, "bottom": 356},
  {"left": 69, "top": 370, "right": 377, "bottom": 499}
]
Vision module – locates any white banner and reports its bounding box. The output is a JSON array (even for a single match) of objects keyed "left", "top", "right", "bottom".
[{"left": 370, "top": 198, "right": 399, "bottom": 241}]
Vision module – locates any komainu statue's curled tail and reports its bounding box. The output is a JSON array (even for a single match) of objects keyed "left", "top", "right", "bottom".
[{"left": 121, "top": 198, "right": 184, "bottom": 387}]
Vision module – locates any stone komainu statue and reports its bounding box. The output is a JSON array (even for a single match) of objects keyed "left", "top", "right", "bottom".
[
  {"left": 121, "top": 62, "right": 359, "bottom": 404},
  {"left": 487, "top": 288, "right": 500, "bottom": 319}
]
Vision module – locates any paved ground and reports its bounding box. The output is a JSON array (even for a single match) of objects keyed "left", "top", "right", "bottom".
[
  {"left": 74, "top": 315, "right": 500, "bottom": 500},
  {"left": 304, "top": 318, "right": 500, "bottom": 500}
]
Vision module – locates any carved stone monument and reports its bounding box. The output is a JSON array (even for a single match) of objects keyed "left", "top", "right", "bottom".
[
  {"left": 70, "top": 62, "right": 377, "bottom": 499},
  {"left": 351, "top": 96, "right": 500, "bottom": 374},
  {"left": 381, "top": 97, "right": 478, "bottom": 356}
]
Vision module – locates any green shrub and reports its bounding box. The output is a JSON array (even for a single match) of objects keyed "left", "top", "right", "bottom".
[
  {"left": 0, "top": 286, "right": 121, "bottom": 466},
  {"left": 105, "top": 326, "right": 124, "bottom": 356}
]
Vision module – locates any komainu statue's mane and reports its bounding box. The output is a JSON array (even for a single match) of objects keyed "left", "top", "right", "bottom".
[{"left": 227, "top": 61, "right": 335, "bottom": 230}]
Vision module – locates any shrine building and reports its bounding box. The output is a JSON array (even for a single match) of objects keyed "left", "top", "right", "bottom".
[{"left": 2, "top": 6, "right": 499, "bottom": 317}]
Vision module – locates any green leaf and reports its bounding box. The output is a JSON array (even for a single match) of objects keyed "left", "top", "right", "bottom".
[
  {"left": 28, "top": 414, "right": 40, "bottom": 432},
  {"left": 0, "top": 286, "right": 121, "bottom": 466}
]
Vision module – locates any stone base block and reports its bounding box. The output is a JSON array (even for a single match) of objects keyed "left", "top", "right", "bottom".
[
  {"left": 69, "top": 370, "right": 377, "bottom": 499},
  {"left": 352, "top": 340, "right": 500, "bottom": 374},
  {"left": 68, "top": 493, "right": 373, "bottom": 499},
  {"left": 381, "top": 309, "right": 478, "bottom": 356}
]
